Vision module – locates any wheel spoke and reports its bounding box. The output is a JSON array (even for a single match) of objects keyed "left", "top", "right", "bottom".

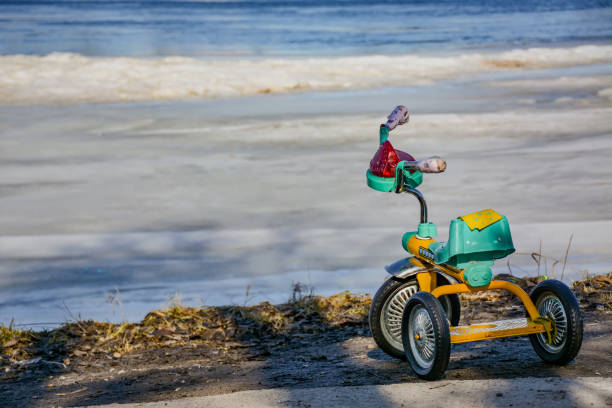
[
  {"left": 536, "top": 293, "right": 568, "bottom": 352},
  {"left": 408, "top": 306, "right": 436, "bottom": 369},
  {"left": 380, "top": 283, "right": 418, "bottom": 350}
]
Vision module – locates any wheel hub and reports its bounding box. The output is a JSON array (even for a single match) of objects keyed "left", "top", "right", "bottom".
[
  {"left": 408, "top": 306, "right": 435, "bottom": 369},
  {"left": 536, "top": 294, "right": 568, "bottom": 352}
]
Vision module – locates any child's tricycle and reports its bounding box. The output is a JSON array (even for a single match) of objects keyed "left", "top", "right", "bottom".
[{"left": 367, "top": 106, "right": 583, "bottom": 380}]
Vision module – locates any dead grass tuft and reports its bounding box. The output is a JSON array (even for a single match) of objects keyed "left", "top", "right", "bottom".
[
  {"left": 572, "top": 271, "right": 612, "bottom": 310},
  {"left": 2, "top": 272, "right": 608, "bottom": 373},
  {"left": 1, "top": 289, "right": 371, "bottom": 372}
]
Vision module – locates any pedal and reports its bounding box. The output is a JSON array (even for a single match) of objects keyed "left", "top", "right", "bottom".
[{"left": 450, "top": 318, "right": 547, "bottom": 344}]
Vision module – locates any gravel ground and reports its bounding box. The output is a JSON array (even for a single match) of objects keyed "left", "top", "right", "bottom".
[{"left": 1, "top": 308, "right": 610, "bottom": 407}]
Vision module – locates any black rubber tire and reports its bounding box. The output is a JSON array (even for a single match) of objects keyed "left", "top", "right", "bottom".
[
  {"left": 369, "top": 276, "right": 460, "bottom": 360},
  {"left": 442, "top": 289, "right": 461, "bottom": 327},
  {"left": 401, "top": 292, "right": 451, "bottom": 380},
  {"left": 528, "top": 279, "right": 583, "bottom": 365}
]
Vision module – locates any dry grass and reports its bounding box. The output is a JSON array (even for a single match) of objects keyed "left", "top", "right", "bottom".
[
  {"left": 2, "top": 272, "right": 609, "bottom": 371},
  {"left": 0, "top": 323, "right": 40, "bottom": 363},
  {"left": 459, "top": 271, "right": 612, "bottom": 320},
  {"left": 0, "top": 288, "right": 371, "bottom": 370},
  {"left": 571, "top": 272, "right": 612, "bottom": 310}
]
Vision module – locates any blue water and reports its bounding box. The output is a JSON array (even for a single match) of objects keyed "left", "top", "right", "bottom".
[{"left": 0, "top": 0, "right": 611, "bottom": 57}]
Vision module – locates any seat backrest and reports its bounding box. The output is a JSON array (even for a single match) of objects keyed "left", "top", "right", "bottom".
[{"left": 440, "top": 213, "right": 515, "bottom": 269}]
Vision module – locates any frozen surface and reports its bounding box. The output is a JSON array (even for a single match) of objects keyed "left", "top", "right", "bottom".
[
  {"left": 0, "top": 60, "right": 611, "bottom": 328},
  {"left": 1, "top": 45, "right": 612, "bottom": 105}
]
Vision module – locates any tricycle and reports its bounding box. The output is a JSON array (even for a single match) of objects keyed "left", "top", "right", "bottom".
[{"left": 367, "top": 106, "right": 583, "bottom": 380}]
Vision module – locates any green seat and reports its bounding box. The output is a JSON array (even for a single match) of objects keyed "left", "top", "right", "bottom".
[{"left": 429, "top": 215, "right": 515, "bottom": 269}]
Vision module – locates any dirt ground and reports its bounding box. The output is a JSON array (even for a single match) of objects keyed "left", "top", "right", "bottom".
[{"left": 2, "top": 304, "right": 610, "bottom": 408}]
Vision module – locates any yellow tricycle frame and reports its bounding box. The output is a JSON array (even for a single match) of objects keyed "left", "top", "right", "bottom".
[{"left": 406, "top": 235, "right": 555, "bottom": 345}]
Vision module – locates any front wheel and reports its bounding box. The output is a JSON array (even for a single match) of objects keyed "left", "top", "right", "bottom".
[
  {"left": 401, "top": 292, "right": 450, "bottom": 380},
  {"left": 369, "top": 276, "right": 460, "bottom": 360},
  {"left": 529, "top": 279, "right": 583, "bottom": 365}
]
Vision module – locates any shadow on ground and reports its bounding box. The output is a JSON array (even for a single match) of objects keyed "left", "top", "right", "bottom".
[{"left": 2, "top": 307, "right": 611, "bottom": 407}]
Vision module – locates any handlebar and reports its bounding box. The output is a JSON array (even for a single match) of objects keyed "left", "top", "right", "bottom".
[
  {"left": 385, "top": 105, "right": 409, "bottom": 131},
  {"left": 393, "top": 157, "right": 446, "bottom": 195},
  {"left": 403, "top": 156, "right": 446, "bottom": 173}
]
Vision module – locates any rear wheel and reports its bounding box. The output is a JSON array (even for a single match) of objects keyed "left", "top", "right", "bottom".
[
  {"left": 528, "top": 280, "right": 583, "bottom": 365},
  {"left": 369, "top": 276, "right": 460, "bottom": 359},
  {"left": 401, "top": 292, "right": 450, "bottom": 380}
]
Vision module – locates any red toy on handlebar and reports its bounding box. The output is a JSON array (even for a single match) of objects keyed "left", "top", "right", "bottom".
[{"left": 370, "top": 125, "right": 416, "bottom": 177}]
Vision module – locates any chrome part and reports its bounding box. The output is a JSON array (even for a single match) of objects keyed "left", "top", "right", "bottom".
[
  {"left": 384, "top": 259, "right": 459, "bottom": 284},
  {"left": 404, "top": 187, "right": 428, "bottom": 223},
  {"left": 408, "top": 305, "right": 435, "bottom": 369},
  {"left": 450, "top": 318, "right": 531, "bottom": 336},
  {"left": 385, "top": 258, "right": 425, "bottom": 278},
  {"left": 536, "top": 293, "right": 568, "bottom": 352},
  {"left": 380, "top": 282, "right": 419, "bottom": 351}
]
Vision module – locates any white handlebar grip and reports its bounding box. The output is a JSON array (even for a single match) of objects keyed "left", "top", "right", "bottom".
[
  {"left": 417, "top": 156, "right": 446, "bottom": 173},
  {"left": 385, "top": 105, "right": 409, "bottom": 131}
]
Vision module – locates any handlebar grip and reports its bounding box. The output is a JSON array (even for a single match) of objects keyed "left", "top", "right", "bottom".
[
  {"left": 404, "top": 156, "right": 447, "bottom": 173},
  {"left": 385, "top": 105, "right": 409, "bottom": 131}
]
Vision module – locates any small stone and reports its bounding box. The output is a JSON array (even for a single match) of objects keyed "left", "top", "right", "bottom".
[{"left": 496, "top": 392, "right": 503, "bottom": 397}]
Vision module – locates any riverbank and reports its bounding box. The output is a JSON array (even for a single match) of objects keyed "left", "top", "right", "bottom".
[{"left": 1, "top": 273, "right": 610, "bottom": 407}]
